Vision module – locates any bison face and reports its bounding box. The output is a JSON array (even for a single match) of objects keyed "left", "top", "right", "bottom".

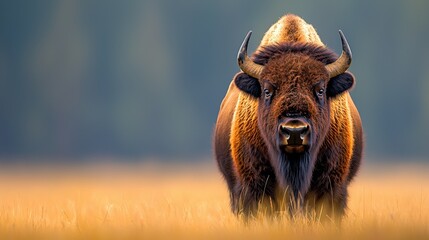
[
  {"left": 258, "top": 54, "right": 330, "bottom": 156},
  {"left": 234, "top": 31, "right": 354, "bottom": 199}
]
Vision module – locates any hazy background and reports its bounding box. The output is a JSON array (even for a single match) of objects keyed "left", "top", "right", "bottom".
[{"left": 1, "top": 0, "right": 428, "bottom": 163}]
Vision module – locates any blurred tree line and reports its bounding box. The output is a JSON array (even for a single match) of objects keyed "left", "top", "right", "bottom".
[{"left": 0, "top": 0, "right": 428, "bottom": 161}]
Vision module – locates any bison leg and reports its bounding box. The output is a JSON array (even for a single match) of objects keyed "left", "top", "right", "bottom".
[
  {"left": 231, "top": 175, "right": 277, "bottom": 217},
  {"left": 306, "top": 185, "right": 348, "bottom": 222}
]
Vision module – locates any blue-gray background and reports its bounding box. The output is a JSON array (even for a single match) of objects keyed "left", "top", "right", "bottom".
[{"left": 1, "top": 1, "right": 428, "bottom": 162}]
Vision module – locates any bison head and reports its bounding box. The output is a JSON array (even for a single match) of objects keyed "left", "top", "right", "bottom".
[{"left": 234, "top": 31, "right": 354, "bottom": 199}]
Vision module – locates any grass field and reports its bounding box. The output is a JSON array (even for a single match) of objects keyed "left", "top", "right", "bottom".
[{"left": 0, "top": 160, "right": 428, "bottom": 239}]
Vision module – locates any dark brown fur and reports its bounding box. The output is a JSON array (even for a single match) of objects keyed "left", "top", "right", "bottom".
[{"left": 214, "top": 14, "right": 363, "bottom": 219}]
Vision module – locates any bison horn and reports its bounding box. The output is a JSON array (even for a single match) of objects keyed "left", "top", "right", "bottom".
[
  {"left": 325, "top": 30, "right": 352, "bottom": 78},
  {"left": 237, "top": 31, "right": 264, "bottom": 79}
]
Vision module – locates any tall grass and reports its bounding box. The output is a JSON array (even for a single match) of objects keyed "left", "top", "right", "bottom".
[{"left": 0, "top": 161, "right": 428, "bottom": 239}]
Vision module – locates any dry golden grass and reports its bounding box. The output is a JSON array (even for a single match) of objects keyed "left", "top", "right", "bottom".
[{"left": 0, "top": 160, "right": 428, "bottom": 239}]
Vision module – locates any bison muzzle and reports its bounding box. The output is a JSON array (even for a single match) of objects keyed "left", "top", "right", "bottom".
[{"left": 214, "top": 14, "right": 363, "bottom": 220}]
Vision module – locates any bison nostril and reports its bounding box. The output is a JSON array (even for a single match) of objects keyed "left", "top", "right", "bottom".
[
  {"left": 300, "top": 125, "right": 309, "bottom": 139},
  {"left": 280, "top": 125, "right": 289, "bottom": 134}
]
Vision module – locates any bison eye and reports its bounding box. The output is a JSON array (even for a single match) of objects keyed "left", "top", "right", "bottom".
[
  {"left": 317, "top": 88, "right": 325, "bottom": 97},
  {"left": 262, "top": 81, "right": 276, "bottom": 104},
  {"left": 264, "top": 89, "right": 272, "bottom": 99}
]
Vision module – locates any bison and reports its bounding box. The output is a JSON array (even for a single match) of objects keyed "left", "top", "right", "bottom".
[{"left": 214, "top": 14, "right": 363, "bottom": 219}]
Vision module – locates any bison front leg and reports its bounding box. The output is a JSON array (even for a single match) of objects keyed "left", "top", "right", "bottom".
[
  {"left": 231, "top": 175, "right": 277, "bottom": 217},
  {"left": 306, "top": 186, "right": 348, "bottom": 223}
]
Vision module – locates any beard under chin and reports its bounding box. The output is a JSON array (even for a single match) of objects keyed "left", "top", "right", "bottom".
[{"left": 276, "top": 150, "right": 315, "bottom": 201}]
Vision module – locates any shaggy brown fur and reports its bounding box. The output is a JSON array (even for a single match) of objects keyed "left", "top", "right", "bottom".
[{"left": 214, "top": 14, "right": 363, "bottom": 219}]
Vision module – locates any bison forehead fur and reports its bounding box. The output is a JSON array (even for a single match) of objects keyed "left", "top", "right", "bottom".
[{"left": 214, "top": 14, "right": 363, "bottom": 220}]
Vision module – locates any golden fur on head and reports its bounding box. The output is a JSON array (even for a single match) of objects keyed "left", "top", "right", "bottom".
[{"left": 258, "top": 14, "right": 323, "bottom": 49}]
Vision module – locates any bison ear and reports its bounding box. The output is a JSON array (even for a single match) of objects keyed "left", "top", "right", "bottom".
[
  {"left": 234, "top": 72, "right": 261, "bottom": 98},
  {"left": 327, "top": 71, "right": 355, "bottom": 98}
]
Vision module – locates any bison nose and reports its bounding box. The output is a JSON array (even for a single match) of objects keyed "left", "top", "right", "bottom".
[{"left": 279, "top": 120, "right": 310, "bottom": 146}]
